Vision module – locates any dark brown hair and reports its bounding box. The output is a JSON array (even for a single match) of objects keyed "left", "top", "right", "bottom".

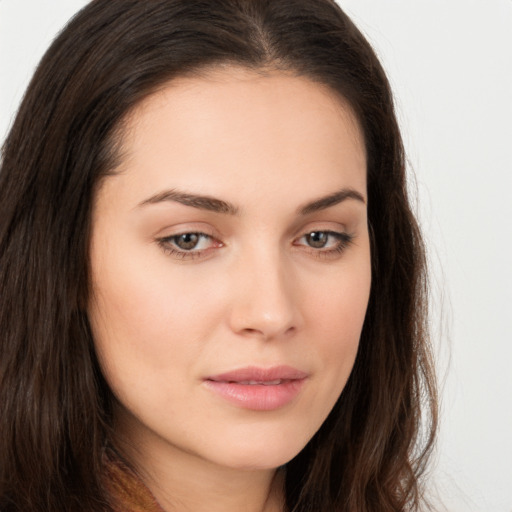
[{"left": 0, "top": 1, "right": 437, "bottom": 510}]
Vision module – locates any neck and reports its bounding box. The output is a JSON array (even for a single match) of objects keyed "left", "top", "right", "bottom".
[
  {"left": 114, "top": 421, "right": 285, "bottom": 512},
  {"left": 145, "top": 455, "right": 284, "bottom": 512}
]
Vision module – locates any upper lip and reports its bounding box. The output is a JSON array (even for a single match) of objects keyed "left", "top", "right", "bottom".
[{"left": 205, "top": 365, "right": 308, "bottom": 383}]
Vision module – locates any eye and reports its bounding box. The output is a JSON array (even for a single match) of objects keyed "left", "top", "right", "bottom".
[
  {"left": 173, "top": 233, "right": 204, "bottom": 250},
  {"left": 156, "top": 232, "right": 222, "bottom": 259},
  {"left": 295, "top": 230, "right": 354, "bottom": 257},
  {"left": 304, "top": 231, "right": 331, "bottom": 249}
]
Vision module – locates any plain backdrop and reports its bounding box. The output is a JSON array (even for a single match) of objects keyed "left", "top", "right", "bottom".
[{"left": 1, "top": 2, "right": 511, "bottom": 511}]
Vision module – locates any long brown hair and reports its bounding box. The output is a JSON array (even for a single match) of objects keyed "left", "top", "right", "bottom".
[{"left": 0, "top": 1, "right": 437, "bottom": 510}]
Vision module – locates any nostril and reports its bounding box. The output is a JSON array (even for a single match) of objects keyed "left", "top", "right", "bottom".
[
  {"left": 242, "top": 328, "right": 260, "bottom": 335},
  {"left": 239, "top": 324, "right": 296, "bottom": 341}
]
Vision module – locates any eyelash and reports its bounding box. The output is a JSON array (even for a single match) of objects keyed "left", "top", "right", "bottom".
[
  {"left": 295, "top": 231, "right": 354, "bottom": 259},
  {"left": 156, "top": 230, "right": 354, "bottom": 260},
  {"left": 157, "top": 232, "right": 221, "bottom": 260}
]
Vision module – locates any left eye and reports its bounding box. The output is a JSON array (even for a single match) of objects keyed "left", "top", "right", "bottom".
[
  {"left": 303, "top": 231, "right": 331, "bottom": 248},
  {"left": 296, "top": 231, "right": 353, "bottom": 251}
]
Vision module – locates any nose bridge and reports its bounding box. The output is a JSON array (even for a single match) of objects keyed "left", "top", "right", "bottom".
[{"left": 229, "top": 241, "right": 299, "bottom": 339}]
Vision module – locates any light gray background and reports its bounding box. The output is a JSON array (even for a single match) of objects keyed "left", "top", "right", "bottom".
[{"left": 1, "top": 2, "right": 511, "bottom": 510}]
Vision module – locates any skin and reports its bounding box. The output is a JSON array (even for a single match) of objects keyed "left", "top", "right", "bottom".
[{"left": 88, "top": 67, "right": 371, "bottom": 512}]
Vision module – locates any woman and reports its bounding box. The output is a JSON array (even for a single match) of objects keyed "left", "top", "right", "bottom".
[{"left": 0, "top": 1, "right": 437, "bottom": 511}]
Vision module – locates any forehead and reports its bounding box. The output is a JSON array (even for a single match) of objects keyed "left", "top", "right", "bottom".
[{"left": 104, "top": 66, "right": 367, "bottom": 208}]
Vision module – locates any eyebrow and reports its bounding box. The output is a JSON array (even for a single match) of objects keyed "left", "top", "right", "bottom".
[
  {"left": 298, "top": 188, "right": 366, "bottom": 215},
  {"left": 137, "top": 187, "right": 365, "bottom": 215},
  {"left": 138, "top": 189, "right": 239, "bottom": 215}
]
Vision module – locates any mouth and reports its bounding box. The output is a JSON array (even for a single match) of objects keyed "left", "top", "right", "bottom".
[
  {"left": 203, "top": 365, "right": 308, "bottom": 411},
  {"left": 228, "top": 379, "right": 285, "bottom": 385}
]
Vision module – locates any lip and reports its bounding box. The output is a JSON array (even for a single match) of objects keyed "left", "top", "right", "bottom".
[{"left": 203, "top": 365, "right": 308, "bottom": 411}]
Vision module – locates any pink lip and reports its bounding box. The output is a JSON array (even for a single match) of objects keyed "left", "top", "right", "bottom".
[{"left": 203, "top": 365, "right": 308, "bottom": 411}]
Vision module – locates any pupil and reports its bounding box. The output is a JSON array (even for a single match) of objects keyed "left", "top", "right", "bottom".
[
  {"left": 307, "top": 232, "right": 328, "bottom": 248},
  {"left": 176, "top": 233, "right": 200, "bottom": 250}
]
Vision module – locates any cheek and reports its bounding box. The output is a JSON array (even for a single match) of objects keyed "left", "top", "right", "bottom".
[
  {"left": 306, "top": 255, "right": 370, "bottom": 338},
  {"left": 89, "top": 263, "right": 217, "bottom": 374},
  {"left": 304, "top": 258, "right": 371, "bottom": 392},
  {"left": 316, "top": 295, "right": 365, "bottom": 384},
  {"left": 89, "top": 220, "right": 217, "bottom": 342},
  {"left": 88, "top": 268, "right": 219, "bottom": 428}
]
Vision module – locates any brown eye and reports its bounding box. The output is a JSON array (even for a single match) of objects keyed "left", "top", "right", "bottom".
[
  {"left": 157, "top": 231, "right": 222, "bottom": 259},
  {"left": 174, "top": 233, "right": 201, "bottom": 250},
  {"left": 305, "top": 231, "right": 329, "bottom": 248},
  {"left": 295, "top": 230, "right": 354, "bottom": 258}
]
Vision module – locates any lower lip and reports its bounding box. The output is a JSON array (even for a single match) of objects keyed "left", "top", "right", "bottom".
[{"left": 203, "top": 379, "right": 306, "bottom": 411}]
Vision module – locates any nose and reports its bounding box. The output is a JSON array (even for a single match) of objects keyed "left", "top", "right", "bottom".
[{"left": 228, "top": 248, "right": 301, "bottom": 341}]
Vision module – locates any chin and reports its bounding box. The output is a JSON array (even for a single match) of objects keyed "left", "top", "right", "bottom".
[{"left": 206, "top": 431, "right": 311, "bottom": 472}]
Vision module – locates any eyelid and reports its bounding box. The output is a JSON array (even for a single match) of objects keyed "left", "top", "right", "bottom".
[
  {"left": 154, "top": 223, "right": 355, "bottom": 261},
  {"left": 154, "top": 223, "right": 224, "bottom": 260},
  {"left": 292, "top": 229, "right": 355, "bottom": 259},
  {"left": 152, "top": 221, "right": 221, "bottom": 239},
  {"left": 294, "top": 230, "right": 350, "bottom": 246}
]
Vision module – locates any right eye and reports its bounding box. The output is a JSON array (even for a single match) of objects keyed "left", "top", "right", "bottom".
[{"left": 156, "top": 232, "right": 223, "bottom": 259}]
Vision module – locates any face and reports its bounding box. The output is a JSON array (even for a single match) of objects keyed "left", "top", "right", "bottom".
[{"left": 88, "top": 67, "right": 371, "bottom": 474}]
